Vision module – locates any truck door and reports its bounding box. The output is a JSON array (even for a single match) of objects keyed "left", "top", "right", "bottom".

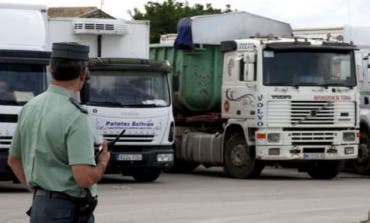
[{"left": 222, "top": 52, "right": 257, "bottom": 120}]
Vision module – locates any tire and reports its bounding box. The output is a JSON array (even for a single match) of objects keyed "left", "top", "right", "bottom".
[
  {"left": 250, "top": 162, "right": 265, "bottom": 178},
  {"left": 131, "top": 169, "right": 161, "bottom": 182},
  {"left": 224, "top": 133, "right": 262, "bottom": 178},
  {"left": 353, "top": 131, "right": 370, "bottom": 174},
  {"left": 306, "top": 161, "right": 343, "bottom": 179}
]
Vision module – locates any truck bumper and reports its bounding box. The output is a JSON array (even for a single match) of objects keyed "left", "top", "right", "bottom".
[
  {"left": 106, "top": 145, "right": 174, "bottom": 172},
  {"left": 256, "top": 144, "right": 358, "bottom": 161}
]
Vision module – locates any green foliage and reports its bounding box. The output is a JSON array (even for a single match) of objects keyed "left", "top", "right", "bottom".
[{"left": 129, "top": 0, "right": 233, "bottom": 43}]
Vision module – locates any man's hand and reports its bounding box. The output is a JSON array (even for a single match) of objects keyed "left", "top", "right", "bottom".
[
  {"left": 72, "top": 140, "right": 111, "bottom": 188},
  {"left": 97, "top": 140, "right": 110, "bottom": 167},
  {"left": 8, "top": 155, "right": 30, "bottom": 190}
]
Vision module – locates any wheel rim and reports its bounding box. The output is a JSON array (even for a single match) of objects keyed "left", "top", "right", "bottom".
[{"left": 230, "top": 144, "right": 248, "bottom": 167}]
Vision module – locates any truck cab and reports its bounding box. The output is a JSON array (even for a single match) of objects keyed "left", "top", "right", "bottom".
[
  {"left": 48, "top": 18, "right": 174, "bottom": 182},
  {"left": 83, "top": 58, "right": 174, "bottom": 182},
  {"left": 0, "top": 3, "right": 50, "bottom": 180},
  {"left": 221, "top": 38, "right": 359, "bottom": 178}
]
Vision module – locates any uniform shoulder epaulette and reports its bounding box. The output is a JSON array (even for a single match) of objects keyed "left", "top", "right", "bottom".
[{"left": 69, "top": 97, "right": 88, "bottom": 114}]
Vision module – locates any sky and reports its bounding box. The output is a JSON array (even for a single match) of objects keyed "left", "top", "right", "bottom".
[{"left": 1, "top": 0, "right": 370, "bottom": 28}]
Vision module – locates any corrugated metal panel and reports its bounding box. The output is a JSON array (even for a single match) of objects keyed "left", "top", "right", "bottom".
[{"left": 150, "top": 45, "right": 223, "bottom": 112}]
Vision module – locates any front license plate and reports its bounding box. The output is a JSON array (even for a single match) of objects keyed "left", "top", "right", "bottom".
[
  {"left": 116, "top": 154, "right": 143, "bottom": 161},
  {"left": 303, "top": 153, "right": 325, "bottom": 159}
]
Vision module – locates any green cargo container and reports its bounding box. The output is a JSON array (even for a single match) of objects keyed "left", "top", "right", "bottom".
[{"left": 150, "top": 44, "right": 223, "bottom": 113}]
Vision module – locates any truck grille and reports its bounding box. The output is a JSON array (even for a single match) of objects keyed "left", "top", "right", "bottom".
[
  {"left": 291, "top": 131, "right": 335, "bottom": 145},
  {"left": 267, "top": 100, "right": 355, "bottom": 127},
  {"left": 0, "top": 114, "right": 18, "bottom": 123},
  {"left": 291, "top": 101, "right": 334, "bottom": 126},
  {"left": 0, "top": 136, "right": 12, "bottom": 147},
  {"left": 103, "top": 134, "right": 154, "bottom": 143}
]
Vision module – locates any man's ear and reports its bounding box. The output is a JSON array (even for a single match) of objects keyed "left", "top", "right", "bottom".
[{"left": 80, "top": 67, "right": 88, "bottom": 82}]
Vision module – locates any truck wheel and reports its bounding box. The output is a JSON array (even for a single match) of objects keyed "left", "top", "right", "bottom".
[
  {"left": 306, "top": 161, "right": 343, "bottom": 179},
  {"left": 224, "top": 133, "right": 260, "bottom": 178},
  {"left": 131, "top": 169, "right": 161, "bottom": 182},
  {"left": 354, "top": 131, "right": 370, "bottom": 174},
  {"left": 250, "top": 162, "right": 265, "bottom": 178}
]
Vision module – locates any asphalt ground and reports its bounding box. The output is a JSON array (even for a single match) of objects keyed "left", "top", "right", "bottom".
[{"left": 0, "top": 167, "right": 369, "bottom": 223}]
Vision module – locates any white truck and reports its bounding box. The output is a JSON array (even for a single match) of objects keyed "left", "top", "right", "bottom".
[
  {"left": 151, "top": 12, "right": 359, "bottom": 179},
  {"left": 295, "top": 26, "right": 370, "bottom": 174},
  {"left": 48, "top": 18, "right": 174, "bottom": 182},
  {"left": 0, "top": 3, "right": 50, "bottom": 181}
]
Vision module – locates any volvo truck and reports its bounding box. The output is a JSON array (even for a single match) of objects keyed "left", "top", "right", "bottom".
[{"left": 151, "top": 12, "right": 359, "bottom": 179}]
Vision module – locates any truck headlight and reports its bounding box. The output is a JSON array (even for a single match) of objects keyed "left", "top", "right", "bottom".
[
  {"left": 345, "top": 147, "right": 355, "bottom": 154},
  {"left": 157, "top": 153, "right": 174, "bottom": 162},
  {"left": 343, "top": 132, "right": 355, "bottom": 141},
  {"left": 267, "top": 133, "right": 280, "bottom": 143}
]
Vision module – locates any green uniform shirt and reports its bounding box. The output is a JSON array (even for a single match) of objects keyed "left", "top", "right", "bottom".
[{"left": 9, "top": 85, "right": 97, "bottom": 198}]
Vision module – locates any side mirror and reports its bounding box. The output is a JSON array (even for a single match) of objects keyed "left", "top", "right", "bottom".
[{"left": 80, "top": 82, "right": 90, "bottom": 104}]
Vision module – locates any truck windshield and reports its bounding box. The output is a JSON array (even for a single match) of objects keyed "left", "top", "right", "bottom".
[
  {"left": 263, "top": 50, "right": 356, "bottom": 87},
  {"left": 0, "top": 63, "right": 46, "bottom": 105},
  {"left": 88, "top": 71, "right": 170, "bottom": 107}
]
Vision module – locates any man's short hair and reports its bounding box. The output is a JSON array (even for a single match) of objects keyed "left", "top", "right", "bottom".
[{"left": 49, "top": 58, "right": 88, "bottom": 81}]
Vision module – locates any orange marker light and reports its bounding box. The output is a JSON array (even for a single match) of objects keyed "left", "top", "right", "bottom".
[
  {"left": 356, "top": 132, "right": 361, "bottom": 138},
  {"left": 257, "top": 133, "right": 266, "bottom": 140}
]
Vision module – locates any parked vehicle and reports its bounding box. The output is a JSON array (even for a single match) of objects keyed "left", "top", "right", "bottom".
[
  {"left": 0, "top": 3, "right": 50, "bottom": 181},
  {"left": 48, "top": 18, "right": 174, "bottom": 182},
  {"left": 358, "top": 48, "right": 370, "bottom": 174},
  {"left": 151, "top": 12, "right": 359, "bottom": 179},
  {"left": 295, "top": 26, "right": 370, "bottom": 174}
]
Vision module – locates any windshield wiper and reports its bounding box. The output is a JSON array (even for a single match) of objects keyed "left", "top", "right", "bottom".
[
  {"left": 299, "top": 82, "right": 322, "bottom": 86},
  {"left": 87, "top": 101, "right": 124, "bottom": 107},
  {"left": 123, "top": 103, "right": 159, "bottom": 108},
  {"left": 321, "top": 82, "right": 354, "bottom": 88},
  {"left": 0, "top": 99, "right": 19, "bottom": 105},
  {"left": 266, "top": 82, "right": 292, "bottom": 86},
  {"left": 267, "top": 82, "right": 320, "bottom": 88}
]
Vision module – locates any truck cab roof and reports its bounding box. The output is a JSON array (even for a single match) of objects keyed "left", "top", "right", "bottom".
[
  {"left": 221, "top": 37, "right": 358, "bottom": 52},
  {"left": 88, "top": 58, "right": 171, "bottom": 73}
]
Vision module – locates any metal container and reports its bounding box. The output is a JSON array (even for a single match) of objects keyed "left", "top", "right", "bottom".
[{"left": 150, "top": 44, "right": 223, "bottom": 112}]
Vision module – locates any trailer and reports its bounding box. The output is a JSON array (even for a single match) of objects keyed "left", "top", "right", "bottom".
[{"left": 48, "top": 17, "right": 150, "bottom": 58}]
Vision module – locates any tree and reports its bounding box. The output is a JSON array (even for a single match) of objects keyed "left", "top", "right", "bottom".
[{"left": 129, "top": 0, "right": 233, "bottom": 43}]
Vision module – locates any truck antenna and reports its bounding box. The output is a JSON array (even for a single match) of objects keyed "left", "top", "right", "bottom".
[{"left": 100, "top": 0, "right": 104, "bottom": 10}]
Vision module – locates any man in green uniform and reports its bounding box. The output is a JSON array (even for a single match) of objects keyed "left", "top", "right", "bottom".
[{"left": 7, "top": 42, "right": 110, "bottom": 223}]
